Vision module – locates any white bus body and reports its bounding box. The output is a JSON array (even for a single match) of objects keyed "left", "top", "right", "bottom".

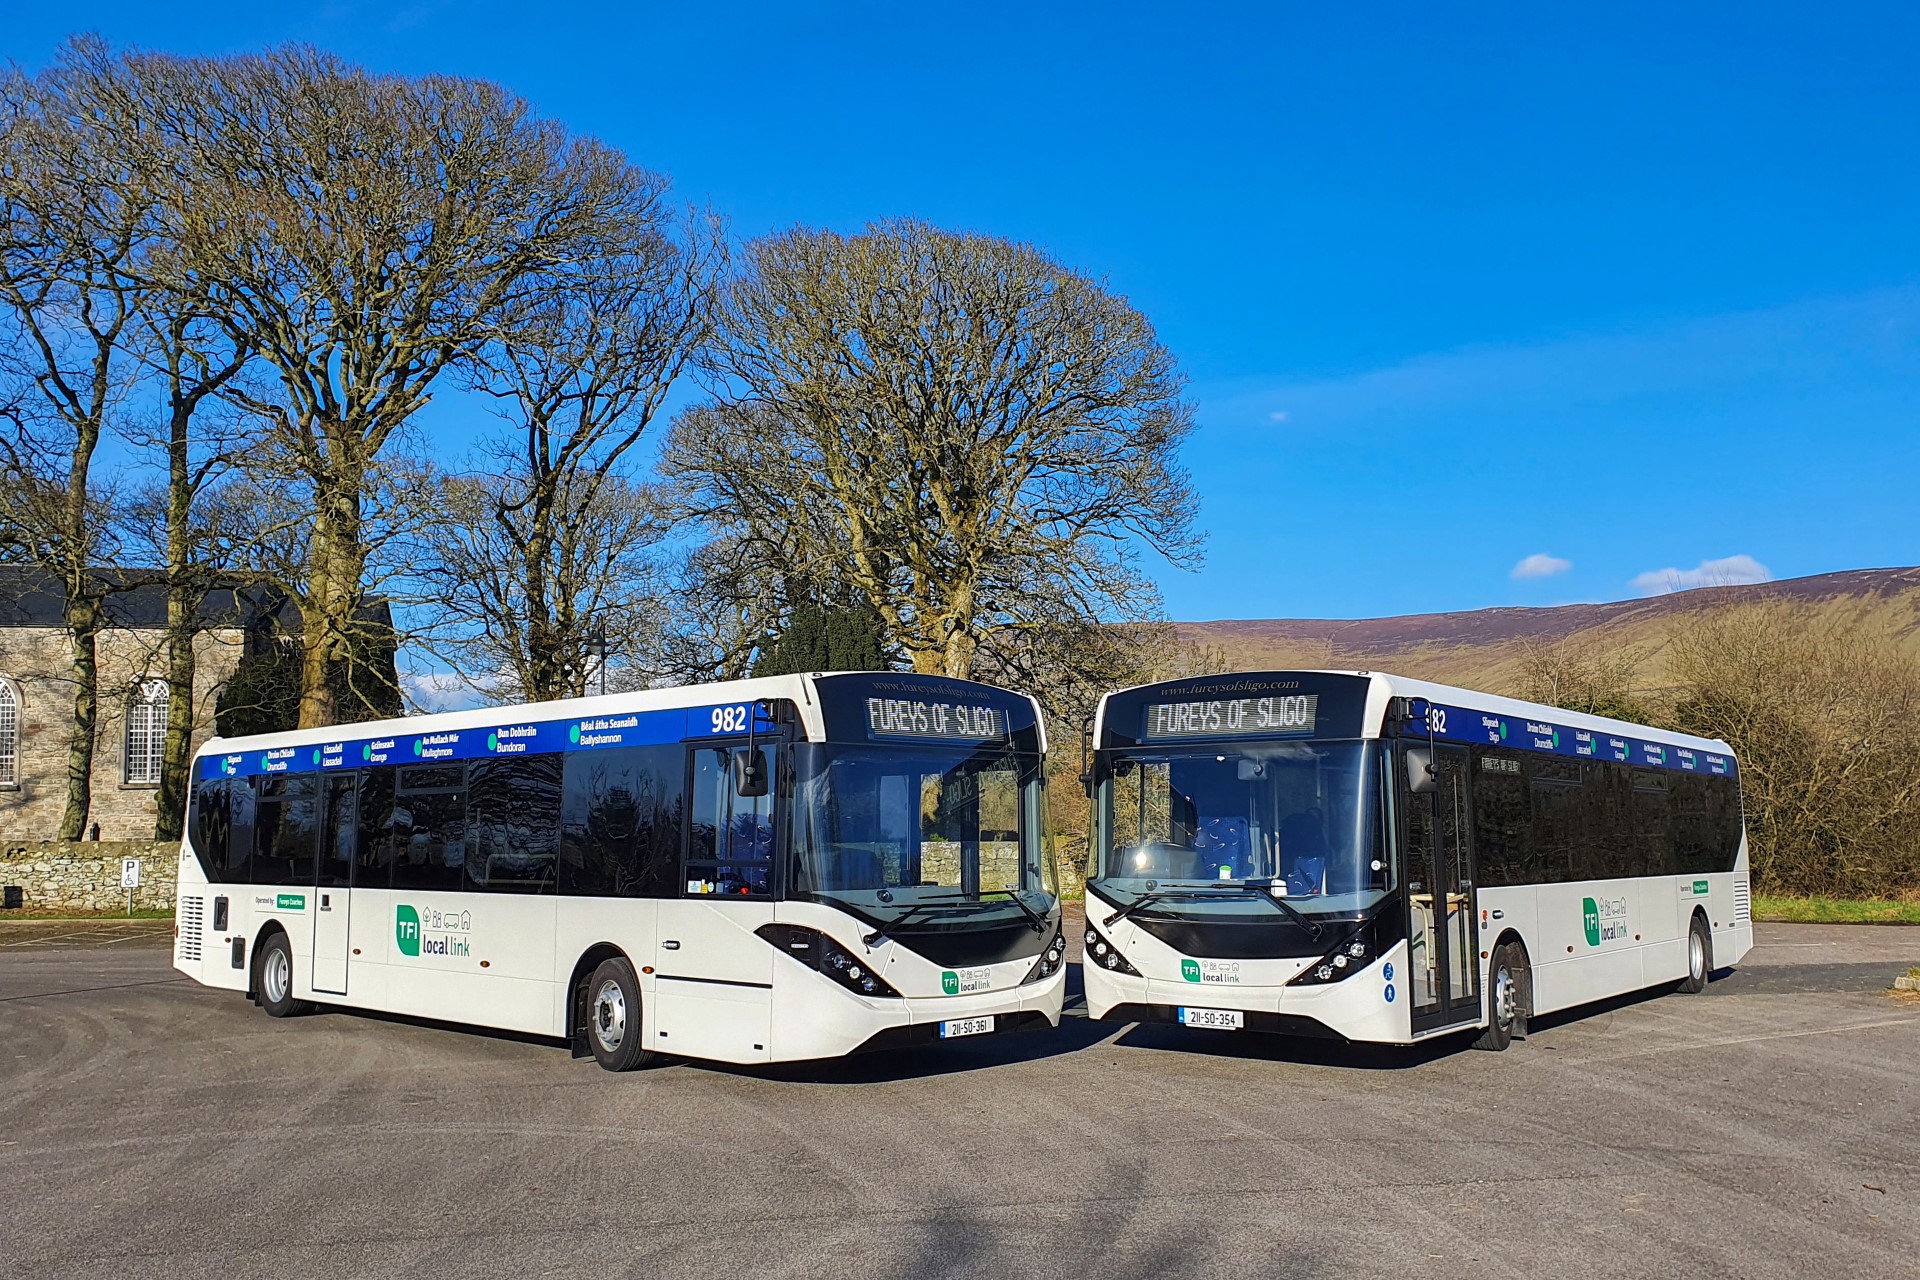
[
  {"left": 1081, "top": 671, "right": 1752, "bottom": 1049},
  {"left": 172, "top": 673, "right": 1065, "bottom": 1069}
]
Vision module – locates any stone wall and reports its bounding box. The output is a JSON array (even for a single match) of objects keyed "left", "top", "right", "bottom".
[
  {"left": 0, "top": 840, "right": 179, "bottom": 913},
  {"left": 0, "top": 626, "right": 244, "bottom": 842}
]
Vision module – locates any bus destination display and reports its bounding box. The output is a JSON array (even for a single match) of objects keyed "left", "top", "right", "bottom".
[
  {"left": 866, "top": 697, "right": 1006, "bottom": 742},
  {"left": 1143, "top": 694, "right": 1319, "bottom": 740}
]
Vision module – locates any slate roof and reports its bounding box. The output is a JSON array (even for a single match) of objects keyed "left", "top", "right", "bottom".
[{"left": 0, "top": 565, "right": 391, "bottom": 632}]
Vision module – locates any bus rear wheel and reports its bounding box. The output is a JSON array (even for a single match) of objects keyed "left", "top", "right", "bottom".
[
  {"left": 1473, "top": 943, "right": 1527, "bottom": 1052},
  {"left": 1676, "top": 914, "right": 1713, "bottom": 995},
  {"left": 254, "top": 931, "right": 311, "bottom": 1018},
  {"left": 584, "top": 957, "right": 653, "bottom": 1072}
]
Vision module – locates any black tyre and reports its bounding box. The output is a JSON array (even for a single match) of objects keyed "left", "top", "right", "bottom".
[
  {"left": 1676, "top": 913, "right": 1712, "bottom": 995},
  {"left": 254, "top": 931, "right": 311, "bottom": 1018},
  {"left": 1472, "top": 942, "right": 1527, "bottom": 1052},
  {"left": 584, "top": 957, "right": 653, "bottom": 1072}
]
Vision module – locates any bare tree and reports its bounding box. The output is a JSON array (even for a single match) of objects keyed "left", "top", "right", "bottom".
[
  {"left": 419, "top": 221, "right": 721, "bottom": 702},
  {"left": 664, "top": 220, "right": 1201, "bottom": 685},
  {"left": 146, "top": 45, "right": 669, "bottom": 726},
  {"left": 0, "top": 42, "right": 157, "bottom": 838},
  {"left": 1510, "top": 634, "right": 1651, "bottom": 723},
  {"left": 1668, "top": 600, "right": 1920, "bottom": 900},
  {"left": 115, "top": 298, "right": 253, "bottom": 838}
]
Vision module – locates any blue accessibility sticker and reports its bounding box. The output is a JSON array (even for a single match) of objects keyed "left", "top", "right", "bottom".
[
  {"left": 1384, "top": 984, "right": 1396, "bottom": 1003},
  {"left": 1383, "top": 961, "right": 1394, "bottom": 982}
]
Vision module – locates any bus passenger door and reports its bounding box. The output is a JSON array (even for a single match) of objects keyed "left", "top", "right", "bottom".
[
  {"left": 1404, "top": 743, "right": 1479, "bottom": 1031},
  {"left": 652, "top": 743, "right": 778, "bottom": 1063},
  {"left": 312, "top": 772, "right": 356, "bottom": 995}
]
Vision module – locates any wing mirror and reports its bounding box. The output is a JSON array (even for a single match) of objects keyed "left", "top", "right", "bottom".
[
  {"left": 731, "top": 749, "right": 769, "bottom": 798},
  {"left": 1405, "top": 747, "right": 1438, "bottom": 795}
]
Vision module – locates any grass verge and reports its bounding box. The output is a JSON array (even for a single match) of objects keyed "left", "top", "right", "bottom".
[{"left": 1753, "top": 895, "right": 1920, "bottom": 925}]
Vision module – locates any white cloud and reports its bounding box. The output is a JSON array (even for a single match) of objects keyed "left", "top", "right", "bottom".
[
  {"left": 1511, "top": 553, "right": 1572, "bottom": 581},
  {"left": 1268, "top": 411, "right": 1288, "bottom": 423},
  {"left": 1629, "top": 554, "right": 1771, "bottom": 596},
  {"left": 400, "top": 669, "right": 499, "bottom": 714}
]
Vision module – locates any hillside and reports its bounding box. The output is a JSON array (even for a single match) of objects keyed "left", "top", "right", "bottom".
[{"left": 1174, "top": 567, "right": 1920, "bottom": 694}]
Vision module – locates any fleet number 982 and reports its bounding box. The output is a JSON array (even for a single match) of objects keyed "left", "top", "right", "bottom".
[{"left": 711, "top": 704, "right": 752, "bottom": 733}]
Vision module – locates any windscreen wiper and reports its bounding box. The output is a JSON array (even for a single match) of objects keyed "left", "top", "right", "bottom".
[
  {"left": 1103, "top": 881, "right": 1323, "bottom": 939},
  {"left": 862, "top": 889, "right": 1047, "bottom": 946},
  {"left": 1102, "top": 888, "right": 1221, "bottom": 929},
  {"left": 1231, "top": 879, "right": 1326, "bottom": 939},
  {"left": 861, "top": 898, "right": 961, "bottom": 948},
  {"left": 974, "top": 888, "right": 1049, "bottom": 934}
]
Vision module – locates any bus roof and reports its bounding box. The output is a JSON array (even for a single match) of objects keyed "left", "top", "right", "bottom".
[
  {"left": 191, "top": 670, "right": 1048, "bottom": 765},
  {"left": 1094, "top": 669, "right": 1735, "bottom": 758}
]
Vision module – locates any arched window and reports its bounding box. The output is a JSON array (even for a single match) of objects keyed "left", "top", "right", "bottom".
[
  {"left": 0, "top": 678, "right": 18, "bottom": 786},
  {"left": 125, "top": 680, "right": 169, "bottom": 786}
]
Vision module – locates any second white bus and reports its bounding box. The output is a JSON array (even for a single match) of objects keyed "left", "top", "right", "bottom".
[{"left": 1081, "top": 670, "right": 1752, "bottom": 1050}]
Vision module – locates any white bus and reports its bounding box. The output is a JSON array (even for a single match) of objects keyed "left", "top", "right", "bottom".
[
  {"left": 1080, "top": 671, "right": 1751, "bottom": 1051},
  {"left": 172, "top": 672, "right": 1066, "bottom": 1070}
]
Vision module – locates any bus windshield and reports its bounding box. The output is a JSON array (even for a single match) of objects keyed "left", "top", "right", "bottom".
[
  {"left": 791, "top": 741, "right": 1054, "bottom": 925},
  {"left": 1092, "top": 739, "right": 1389, "bottom": 916}
]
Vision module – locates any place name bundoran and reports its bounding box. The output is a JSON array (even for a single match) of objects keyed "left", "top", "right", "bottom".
[
  {"left": 577, "top": 715, "right": 638, "bottom": 748},
  {"left": 491, "top": 725, "right": 539, "bottom": 754}
]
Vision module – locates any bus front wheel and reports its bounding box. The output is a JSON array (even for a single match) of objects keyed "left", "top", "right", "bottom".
[
  {"left": 584, "top": 957, "right": 654, "bottom": 1072},
  {"left": 1676, "top": 914, "right": 1713, "bottom": 995},
  {"left": 254, "top": 931, "right": 311, "bottom": 1018},
  {"left": 1473, "top": 943, "right": 1527, "bottom": 1052}
]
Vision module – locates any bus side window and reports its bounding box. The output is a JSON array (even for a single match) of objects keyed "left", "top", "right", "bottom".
[
  {"left": 1469, "top": 747, "right": 1531, "bottom": 887},
  {"left": 253, "top": 773, "right": 319, "bottom": 886},
  {"left": 355, "top": 765, "right": 397, "bottom": 889},
  {"left": 685, "top": 745, "right": 774, "bottom": 896},
  {"left": 191, "top": 776, "right": 232, "bottom": 880}
]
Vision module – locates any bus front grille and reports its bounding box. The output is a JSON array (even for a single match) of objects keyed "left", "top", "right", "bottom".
[{"left": 177, "top": 896, "right": 204, "bottom": 962}]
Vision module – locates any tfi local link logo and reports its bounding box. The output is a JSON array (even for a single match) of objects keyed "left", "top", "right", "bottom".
[
  {"left": 1181, "top": 957, "right": 1241, "bottom": 984},
  {"left": 396, "top": 904, "right": 472, "bottom": 959},
  {"left": 941, "top": 967, "right": 990, "bottom": 995},
  {"left": 1582, "top": 895, "right": 1629, "bottom": 946}
]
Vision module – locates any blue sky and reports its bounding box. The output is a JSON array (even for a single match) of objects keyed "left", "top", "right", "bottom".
[{"left": 13, "top": 2, "right": 1920, "bottom": 621}]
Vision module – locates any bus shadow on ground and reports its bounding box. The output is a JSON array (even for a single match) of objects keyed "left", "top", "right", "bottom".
[
  {"left": 313, "top": 1002, "right": 571, "bottom": 1052},
  {"left": 702, "top": 963, "right": 1116, "bottom": 1085},
  {"left": 1105, "top": 1020, "right": 1471, "bottom": 1070},
  {"left": 1523, "top": 968, "right": 1735, "bottom": 1035}
]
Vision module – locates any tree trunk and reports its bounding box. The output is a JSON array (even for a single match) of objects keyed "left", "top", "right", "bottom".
[
  {"left": 297, "top": 466, "right": 366, "bottom": 729},
  {"left": 155, "top": 601, "right": 197, "bottom": 841},
  {"left": 60, "top": 599, "right": 101, "bottom": 841},
  {"left": 154, "top": 386, "right": 202, "bottom": 842}
]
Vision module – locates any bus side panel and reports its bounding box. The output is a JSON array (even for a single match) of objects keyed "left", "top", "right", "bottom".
[
  {"left": 551, "top": 897, "right": 660, "bottom": 1041},
  {"left": 1528, "top": 879, "right": 1647, "bottom": 1016},
  {"left": 651, "top": 900, "right": 775, "bottom": 1063},
  {"left": 341, "top": 889, "right": 557, "bottom": 1037},
  {"left": 1476, "top": 882, "right": 1540, "bottom": 997}
]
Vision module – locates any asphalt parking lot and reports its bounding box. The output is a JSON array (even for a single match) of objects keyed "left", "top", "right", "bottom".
[{"left": 2, "top": 918, "right": 1915, "bottom": 1280}]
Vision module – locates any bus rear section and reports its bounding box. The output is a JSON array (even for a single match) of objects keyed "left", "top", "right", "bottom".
[
  {"left": 1081, "top": 671, "right": 1752, "bottom": 1050},
  {"left": 172, "top": 672, "right": 1066, "bottom": 1070}
]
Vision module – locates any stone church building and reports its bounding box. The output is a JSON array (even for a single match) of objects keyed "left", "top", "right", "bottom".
[{"left": 0, "top": 567, "right": 276, "bottom": 842}]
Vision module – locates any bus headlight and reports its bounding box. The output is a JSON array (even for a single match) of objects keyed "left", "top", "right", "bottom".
[
  {"left": 1023, "top": 920, "right": 1068, "bottom": 984},
  {"left": 756, "top": 924, "right": 903, "bottom": 998},
  {"left": 1286, "top": 913, "right": 1397, "bottom": 987},
  {"left": 1082, "top": 922, "right": 1140, "bottom": 976}
]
